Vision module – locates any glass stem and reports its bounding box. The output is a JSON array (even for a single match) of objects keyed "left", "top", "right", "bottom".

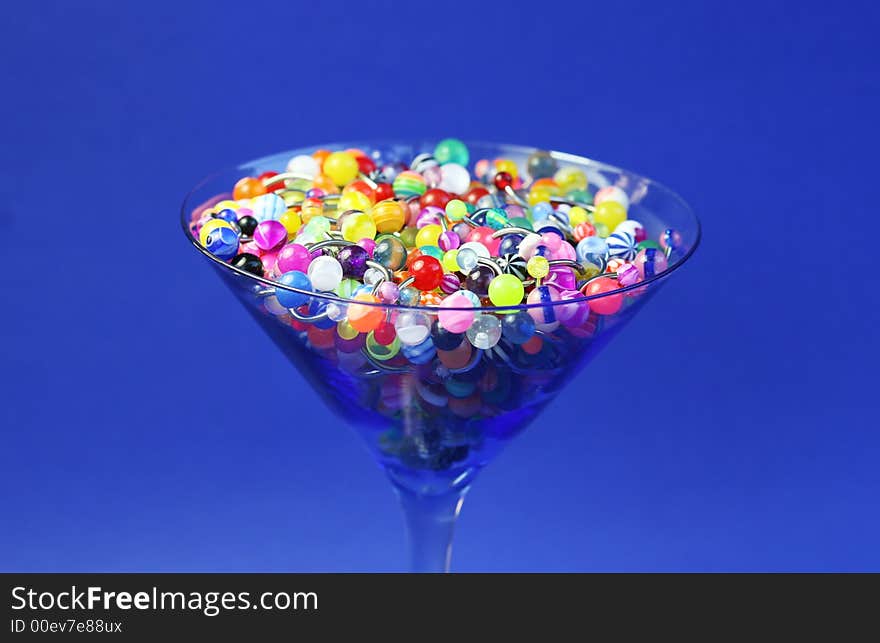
[{"left": 393, "top": 483, "right": 469, "bottom": 573}]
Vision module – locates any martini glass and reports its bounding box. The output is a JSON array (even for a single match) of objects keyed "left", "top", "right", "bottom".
[{"left": 181, "top": 141, "right": 700, "bottom": 572}]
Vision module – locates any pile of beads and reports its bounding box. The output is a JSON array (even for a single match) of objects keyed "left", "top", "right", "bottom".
[{"left": 191, "top": 139, "right": 682, "bottom": 362}]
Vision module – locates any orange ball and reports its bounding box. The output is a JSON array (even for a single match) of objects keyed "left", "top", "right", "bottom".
[
  {"left": 312, "top": 174, "right": 338, "bottom": 194},
  {"left": 312, "top": 149, "right": 332, "bottom": 166},
  {"left": 347, "top": 294, "right": 385, "bottom": 332},
  {"left": 233, "top": 176, "right": 266, "bottom": 200},
  {"left": 343, "top": 179, "right": 376, "bottom": 203}
]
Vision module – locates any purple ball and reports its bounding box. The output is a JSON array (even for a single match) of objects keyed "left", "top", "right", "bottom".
[
  {"left": 440, "top": 273, "right": 461, "bottom": 294},
  {"left": 416, "top": 206, "right": 445, "bottom": 229},
  {"left": 377, "top": 281, "right": 400, "bottom": 303},
  {"left": 253, "top": 220, "right": 288, "bottom": 251},
  {"left": 438, "top": 230, "right": 461, "bottom": 252},
  {"left": 337, "top": 245, "right": 369, "bottom": 279},
  {"left": 546, "top": 266, "right": 577, "bottom": 290}
]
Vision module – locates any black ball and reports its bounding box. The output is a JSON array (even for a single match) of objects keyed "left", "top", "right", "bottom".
[
  {"left": 237, "top": 215, "right": 258, "bottom": 237},
  {"left": 230, "top": 253, "right": 263, "bottom": 276},
  {"left": 432, "top": 319, "right": 464, "bottom": 351}
]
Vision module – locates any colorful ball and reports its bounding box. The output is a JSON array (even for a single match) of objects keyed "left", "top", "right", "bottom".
[
  {"left": 606, "top": 231, "right": 638, "bottom": 261},
  {"left": 204, "top": 225, "right": 240, "bottom": 260},
  {"left": 276, "top": 243, "right": 312, "bottom": 273},
  {"left": 392, "top": 170, "right": 427, "bottom": 197},
  {"left": 526, "top": 285, "right": 560, "bottom": 328},
  {"left": 249, "top": 193, "right": 287, "bottom": 222},
  {"left": 594, "top": 185, "right": 630, "bottom": 210},
  {"left": 553, "top": 166, "right": 588, "bottom": 194},
  {"left": 415, "top": 224, "right": 443, "bottom": 248},
  {"left": 466, "top": 314, "right": 502, "bottom": 349},
  {"left": 409, "top": 255, "right": 444, "bottom": 291},
  {"left": 394, "top": 311, "right": 432, "bottom": 346},
  {"left": 501, "top": 311, "right": 535, "bottom": 344},
  {"left": 337, "top": 245, "right": 370, "bottom": 279},
  {"left": 199, "top": 219, "right": 234, "bottom": 247},
  {"left": 347, "top": 294, "right": 385, "bottom": 332},
  {"left": 593, "top": 200, "right": 627, "bottom": 234},
  {"left": 527, "top": 150, "right": 557, "bottom": 180},
  {"left": 341, "top": 211, "right": 376, "bottom": 242},
  {"left": 286, "top": 154, "right": 320, "bottom": 178},
  {"left": 371, "top": 200, "right": 406, "bottom": 234},
  {"left": 633, "top": 246, "right": 668, "bottom": 279}
]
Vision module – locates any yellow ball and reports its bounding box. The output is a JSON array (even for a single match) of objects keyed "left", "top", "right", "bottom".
[
  {"left": 593, "top": 201, "right": 627, "bottom": 234},
  {"left": 568, "top": 206, "right": 590, "bottom": 227},
  {"left": 494, "top": 158, "right": 518, "bottom": 180},
  {"left": 279, "top": 208, "right": 302, "bottom": 236},
  {"left": 323, "top": 151, "right": 360, "bottom": 186},
  {"left": 341, "top": 211, "right": 376, "bottom": 242},
  {"left": 526, "top": 255, "right": 550, "bottom": 279},
  {"left": 337, "top": 319, "right": 359, "bottom": 340},
  {"left": 214, "top": 199, "right": 240, "bottom": 212},
  {"left": 442, "top": 249, "right": 460, "bottom": 273},
  {"left": 527, "top": 187, "right": 553, "bottom": 207},
  {"left": 371, "top": 200, "right": 406, "bottom": 233},
  {"left": 199, "top": 219, "right": 233, "bottom": 246},
  {"left": 554, "top": 167, "right": 588, "bottom": 194},
  {"left": 415, "top": 224, "right": 443, "bottom": 248},
  {"left": 337, "top": 191, "right": 372, "bottom": 214}
]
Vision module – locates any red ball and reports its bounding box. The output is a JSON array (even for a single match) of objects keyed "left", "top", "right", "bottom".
[
  {"left": 465, "top": 186, "right": 490, "bottom": 205},
  {"left": 373, "top": 321, "right": 397, "bottom": 346},
  {"left": 356, "top": 155, "right": 377, "bottom": 176},
  {"left": 419, "top": 188, "right": 452, "bottom": 210},
  {"left": 583, "top": 277, "right": 623, "bottom": 315},
  {"left": 409, "top": 256, "right": 444, "bottom": 291},
  {"left": 344, "top": 179, "right": 375, "bottom": 202},
  {"left": 466, "top": 226, "right": 501, "bottom": 256},
  {"left": 258, "top": 171, "right": 281, "bottom": 191},
  {"left": 494, "top": 171, "right": 513, "bottom": 190},
  {"left": 374, "top": 182, "right": 395, "bottom": 202}
]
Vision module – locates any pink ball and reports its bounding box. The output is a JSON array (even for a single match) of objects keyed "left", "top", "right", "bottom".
[
  {"left": 358, "top": 238, "right": 376, "bottom": 256},
  {"left": 633, "top": 247, "right": 668, "bottom": 279},
  {"left": 417, "top": 206, "right": 444, "bottom": 229},
  {"left": 526, "top": 285, "right": 560, "bottom": 330},
  {"left": 438, "top": 292, "right": 475, "bottom": 333},
  {"left": 617, "top": 263, "right": 640, "bottom": 286},
  {"left": 540, "top": 232, "right": 562, "bottom": 252},
  {"left": 584, "top": 277, "right": 623, "bottom": 315},
  {"left": 466, "top": 226, "right": 501, "bottom": 256},
  {"left": 551, "top": 241, "right": 577, "bottom": 261},
  {"left": 254, "top": 220, "right": 288, "bottom": 251},
  {"left": 262, "top": 250, "right": 279, "bottom": 276},
  {"left": 276, "top": 243, "right": 312, "bottom": 273}
]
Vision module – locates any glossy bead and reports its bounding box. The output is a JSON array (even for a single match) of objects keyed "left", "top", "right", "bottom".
[
  {"left": 237, "top": 214, "right": 258, "bottom": 237},
  {"left": 553, "top": 167, "right": 588, "bottom": 194},
  {"left": 465, "top": 227, "right": 500, "bottom": 255},
  {"left": 376, "top": 281, "right": 400, "bottom": 303},
  {"left": 496, "top": 253, "right": 528, "bottom": 280},
  {"left": 230, "top": 253, "right": 263, "bottom": 276},
  {"left": 205, "top": 225, "right": 240, "bottom": 260},
  {"left": 286, "top": 154, "right": 320, "bottom": 178},
  {"left": 660, "top": 228, "right": 683, "bottom": 253},
  {"left": 366, "top": 332, "right": 400, "bottom": 360},
  {"left": 401, "top": 336, "right": 436, "bottom": 365},
  {"left": 440, "top": 272, "right": 461, "bottom": 294},
  {"left": 338, "top": 190, "right": 373, "bottom": 214},
  {"left": 337, "top": 245, "right": 369, "bottom": 278},
  {"left": 416, "top": 206, "right": 444, "bottom": 229},
  {"left": 307, "top": 255, "right": 343, "bottom": 292},
  {"left": 501, "top": 311, "right": 535, "bottom": 344},
  {"left": 249, "top": 193, "right": 287, "bottom": 222},
  {"left": 465, "top": 186, "right": 490, "bottom": 205},
  {"left": 437, "top": 230, "right": 461, "bottom": 252},
  {"left": 415, "top": 224, "right": 443, "bottom": 248},
  {"left": 233, "top": 176, "right": 266, "bottom": 201},
  {"left": 394, "top": 311, "right": 432, "bottom": 346},
  {"left": 573, "top": 221, "right": 596, "bottom": 241},
  {"left": 347, "top": 294, "right": 385, "bottom": 332},
  {"left": 438, "top": 292, "right": 475, "bottom": 333},
  {"left": 372, "top": 321, "right": 397, "bottom": 346},
  {"left": 466, "top": 314, "right": 502, "bottom": 349},
  {"left": 336, "top": 278, "right": 360, "bottom": 299},
  {"left": 617, "top": 263, "right": 641, "bottom": 286},
  {"left": 420, "top": 188, "right": 452, "bottom": 210},
  {"left": 368, "top": 235, "right": 406, "bottom": 274},
  {"left": 615, "top": 219, "right": 646, "bottom": 243},
  {"left": 373, "top": 182, "right": 395, "bottom": 202},
  {"left": 199, "top": 219, "right": 234, "bottom": 246},
  {"left": 437, "top": 340, "right": 472, "bottom": 370},
  {"left": 275, "top": 270, "right": 312, "bottom": 308},
  {"left": 584, "top": 276, "right": 623, "bottom": 315},
  {"left": 527, "top": 150, "right": 557, "bottom": 179},
  {"left": 593, "top": 200, "right": 627, "bottom": 234},
  {"left": 568, "top": 206, "right": 590, "bottom": 227},
  {"left": 606, "top": 231, "right": 638, "bottom": 261},
  {"left": 483, "top": 207, "right": 509, "bottom": 230},
  {"left": 438, "top": 163, "right": 470, "bottom": 194},
  {"left": 371, "top": 199, "right": 406, "bottom": 233},
  {"left": 594, "top": 185, "right": 630, "bottom": 210},
  {"left": 464, "top": 264, "right": 494, "bottom": 297},
  {"left": 493, "top": 171, "right": 513, "bottom": 190},
  {"left": 453, "top": 247, "right": 481, "bottom": 271},
  {"left": 488, "top": 274, "right": 525, "bottom": 307},
  {"left": 323, "top": 151, "right": 360, "bottom": 186},
  {"left": 341, "top": 211, "right": 376, "bottom": 243},
  {"left": 633, "top": 247, "right": 668, "bottom": 279},
  {"left": 441, "top": 249, "right": 460, "bottom": 273},
  {"left": 432, "top": 318, "right": 465, "bottom": 350},
  {"left": 253, "top": 220, "right": 288, "bottom": 251},
  {"left": 576, "top": 236, "right": 609, "bottom": 267},
  {"left": 278, "top": 208, "right": 302, "bottom": 236},
  {"left": 276, "top": 243, "right": 312, "bottom": 273},
  {"left": 526, "top": 255, "right": 550, "bottom": 279},
  {"left": 399, "top": 226, "right": 418, "bottom": 248},
  {"left": 392, "top": 170, "right": 427, "bottom": 197},
  {"left": 433, "top": 138, "right": 469, "bottom": 166},
  {"left": 409, "top": 256, "right": 444, "bottom": 291}
]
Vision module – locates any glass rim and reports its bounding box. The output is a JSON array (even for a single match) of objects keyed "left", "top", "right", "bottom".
[{"left": 180, "top": 140, "right": 702, "bottom": 313}]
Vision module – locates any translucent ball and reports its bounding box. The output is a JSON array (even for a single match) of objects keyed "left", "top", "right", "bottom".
[
  {"left": 366, "top": 332, "right": 400, "bottom": 361},
  {"left": 532, "top": 201, "right": 554, "bottom": 222},
  {"left": 341, "top": 212, "right": 376, "bottom": 243},
  {"left": 326, "top": 302, "right": 348, "bottom": 322},
  {"left": 434, "top": 138, "right": 470, "bottom": 166},
  {"left": 553, "top": 166, "right": 588, "bottom": 194},
  {"left": 458, "top": 241, "right": 490, "bottom": 259},
  {"left": 527, "top": 150, "right": 557, "bottom": 180},
  {"left": 501, "top": 311, "right": 535, "bottom": 344},
  {"left": 526, "top": 255, "right": 550, "bottom": 279},
  {"left": 363, "top": 268, "right": 384, "bottom": 286},
  {"left": 373, "top": 234, "right": 407, "bottom": 271},
  {"left": 576, "top": 236, "right": 609, "bottom": 266},
  {"left": 487, "top": 274, "right": 525, "bottom": 307},
  {"left": 456, "top": 247, "right": 479, "bottom": 272},
  {"left": 465, "top": 264, "right": 495, "bottom": 298},
  {"left": 286, "top": 154, "right": 319, "bottom": 178},
  {"left": 307, "top": 255, "right": 343, "bottom": 292},
  {"left": 438, "top": 163, "right": 471, "bottom": 194},
  {"left": 398, "top": 286, "right": 420, "bottom": 306},
  {"left": 466, "top": 315, "right": 502, "bottom": 349},
  {"left": 594, "top": 185, "right": 630, "bottom": 210},
  {"left": 394, "top": 311, "right": 432, "bottom": 346}
]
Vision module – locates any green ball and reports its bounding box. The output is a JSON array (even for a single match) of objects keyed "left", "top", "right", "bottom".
[
  {"left": 434, "top": 138, "right": 470, "bottom": 166},
  {"left": 637, "top": 239, "right": 663, "bottom": 251},
  {"left": 366, "top": 333, "right": 400, "bottom": 361},
  {"left": 399, "top": 227, "right": 418, "bottom": 248},
  {"left": 488, "top": 274, "right": 525, "bottom": 308},
  {"left": 508, "top": 216, "right": 533, "bottom": 231}
]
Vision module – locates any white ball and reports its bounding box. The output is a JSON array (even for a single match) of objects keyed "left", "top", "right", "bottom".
[
  {"left": 438, "top": 163, "right": 471, "bottom": 194},
  {"left": 307, "top": 256, "right": 343, "bottom": 292},
  {"left": 459, "top": 241, "right": 490, "bottom": 258},
  {"left": 286, "top": 154, "right": 320, "bottom": 179},
  {"left": 615, "top": 219, "right": 645, "bottom": 239},
  {"left": 594, "top": 185, "right": 630, "bottom": 210}
]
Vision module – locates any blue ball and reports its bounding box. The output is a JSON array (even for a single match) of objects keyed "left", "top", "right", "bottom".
[
  {"left": 498, "top": 233, "right": 524, "bottom": 256},
  {"left": 275, "top": 271, "right": 312, "bottom": 308},
  {"left": 576, "top": 236, "right": 609, "bottom": 268},
  {"left": 401, "top": 336, "right": 436, "bottom": 365},
  {"left": 308, "top": 298, "right": 336, "bottom": 329},
  {"left": 501, "top": 311, "right": 535, "bottom": 344},
  {"left": 205, "top": 225, "right": 240, "bottom": 260},
  {"left": 213, "top": 208, "right": 239, "bottom": 226},
  {"left": 531, "top": 201, "right": 554, "bottom": 222}
]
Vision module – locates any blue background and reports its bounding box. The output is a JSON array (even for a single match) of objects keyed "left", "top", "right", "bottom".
[{"left": 1, "top": 0, "right": 877, "bottom": 571}]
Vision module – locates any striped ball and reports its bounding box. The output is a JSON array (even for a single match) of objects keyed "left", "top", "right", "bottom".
[
  {"left": 410, "top": 153, "right": 439, "bottom": 174},
  {"left": 497, "top": 253, "right": 528, "bottom": 280},
  {"left": 249, "top": 193, "right": 287, "bottom": 222},
  {"left": 393, "top": 171, "right": 427, "bottom": 198},
  {"left": 606, "top": 231, "right": 637, "bottom": 261},
  {"left": 371, "top": 199, "right": 406, "bottom": 233}
]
